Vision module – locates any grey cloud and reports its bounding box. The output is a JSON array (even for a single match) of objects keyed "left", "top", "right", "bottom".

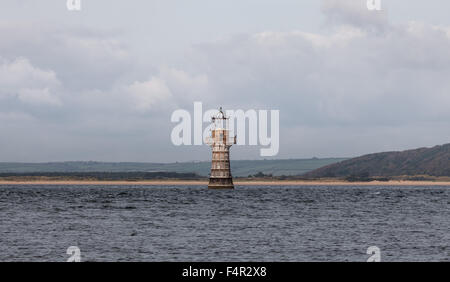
[
  {"left": 181, "top": 22, "right": 450, "bottom": 127},
  {"left": 0, "top": 1, "right": 449, "bottom": 161},
  {"left": 321, "top": 0, "right": 389, "bottom": 32},
  {"left": 0, "top": 57, "right": 62, "bottom": 119},
  {"left": 0, "top": 23, "right": 132, "bottom": 91}
]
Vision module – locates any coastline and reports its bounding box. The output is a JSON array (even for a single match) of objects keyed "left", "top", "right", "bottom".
[{"left": 0, "top": 180, "right": 449, "bottom": 186}]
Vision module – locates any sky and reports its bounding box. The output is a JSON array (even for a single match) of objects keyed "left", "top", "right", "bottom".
[{"left": 0, "top": 0, "right": 450, "bottom": 162}]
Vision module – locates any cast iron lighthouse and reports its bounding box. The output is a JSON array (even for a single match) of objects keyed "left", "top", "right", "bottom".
[{"left": 206, "top": 107, "right": 236, "bottom": 189}]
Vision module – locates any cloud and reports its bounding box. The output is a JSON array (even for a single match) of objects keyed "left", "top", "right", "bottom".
[
  {"left": 0, "top": 57, "right": 61, "bottom": 106},
  {"left": 68, "top": 67, "right": 208, "bottom": 117},
  {"left": 187, "top": 20, "right": 450, "bottom": 127},
  {"left": 321, "top": 0, "right": 388, "bottom": 32},
  {"left": 0, "top": 23, "right": 131, "bottom": 91},
  {"left": 158, "top": 67, "right": 209, "bottom": 106},
  {"left": 17, "top": 88, "right": 61, "bottom": 106},
  {"left": 1, "top": 1, "right": 450, "bottom": 161},
  {"left": 125, "top": 77, "right": 172, "bottom": 112}
]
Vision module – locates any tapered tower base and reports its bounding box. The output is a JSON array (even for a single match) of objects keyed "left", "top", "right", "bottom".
[{"left": 208, "top": 177, "right": 234, "bottom": 189}]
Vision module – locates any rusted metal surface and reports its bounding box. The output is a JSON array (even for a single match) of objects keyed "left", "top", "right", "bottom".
[{"left": 207, "top": 108, "right": 235, "bottom": 189}]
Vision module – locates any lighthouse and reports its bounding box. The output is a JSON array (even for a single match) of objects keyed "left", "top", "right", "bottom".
[{"left": 206, "top": 107, "right": 236, "bottom": 189}]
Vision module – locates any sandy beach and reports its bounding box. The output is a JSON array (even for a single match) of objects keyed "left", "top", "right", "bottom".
[{"left": 0, "top": 180, "right": 449, "bottom": 186}]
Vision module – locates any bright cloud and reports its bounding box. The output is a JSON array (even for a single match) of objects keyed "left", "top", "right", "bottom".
[
  {"left": 0, "top": 57, "right": 61, "bottom": 105},
  {"left": 126, "top": 77, "right": 172, "bottom": 112}
]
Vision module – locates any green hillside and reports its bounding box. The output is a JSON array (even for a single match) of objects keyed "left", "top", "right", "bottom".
[{"left": 304, "top": 143, "right": 450, "bottom": 178}]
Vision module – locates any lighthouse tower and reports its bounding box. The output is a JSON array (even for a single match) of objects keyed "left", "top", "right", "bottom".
[{"left": 206, "top": 107, "right": 236, "bottom": 189}]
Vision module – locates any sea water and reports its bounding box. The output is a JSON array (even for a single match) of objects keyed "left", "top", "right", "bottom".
[{"left": 0, "top": 185, "right": 448, "bottom": 261}]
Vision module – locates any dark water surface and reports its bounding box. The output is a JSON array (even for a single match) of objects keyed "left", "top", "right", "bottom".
[{"left": 0, "top": 185, "right": 448, "bottom": 261}]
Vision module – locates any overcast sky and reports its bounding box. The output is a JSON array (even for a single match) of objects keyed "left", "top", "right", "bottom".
[{"left": 1, "top": 0, "right": 450, "bottom": 162}]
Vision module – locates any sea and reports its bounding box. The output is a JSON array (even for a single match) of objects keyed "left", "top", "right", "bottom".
[{"left": 0, "top": 185, "right": 448, "bottom": 261}]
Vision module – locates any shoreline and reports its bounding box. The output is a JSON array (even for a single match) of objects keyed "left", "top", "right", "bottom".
[{"left": 0, "top": 180, "right": 449, "bottom": 186}]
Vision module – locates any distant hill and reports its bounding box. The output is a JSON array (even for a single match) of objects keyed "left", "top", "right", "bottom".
[
  {"left": 0, "top": 158, "right": 346, "bottom": 177},
  {"left": 304, "top": 143, "right": 450, "bottom": 178},
  {"left": 0, "top": 171, "right": 201, "bottom": 181}
]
